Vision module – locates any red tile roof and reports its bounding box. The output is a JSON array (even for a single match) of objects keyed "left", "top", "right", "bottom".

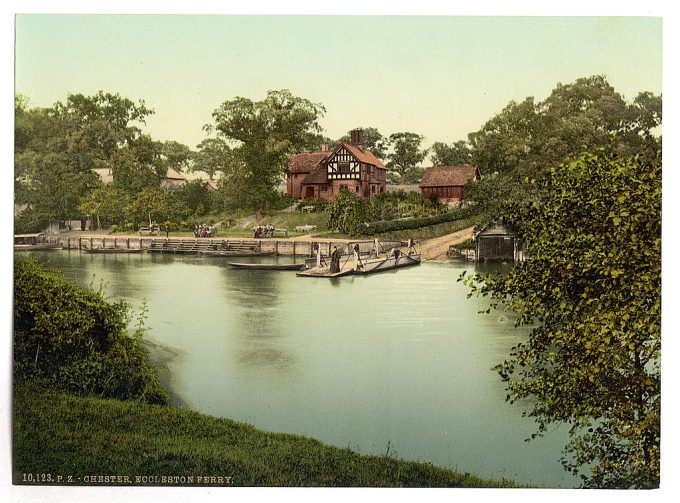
[
  {"left": 342, "top": 143, "right": 386, "bottom": 170},
  {"left": 419, "top": 165, "right": 480, "bottom": 188},
  {"left": 288, "top": 151, "right": 329, "bottom": 173},
  {"left": 302, "top": 165, "right": 328, "bottom": 185}
]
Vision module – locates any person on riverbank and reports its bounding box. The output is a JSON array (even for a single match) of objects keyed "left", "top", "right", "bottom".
[{"left": 330, "top": 246, "right": 341, "bottom": 273}]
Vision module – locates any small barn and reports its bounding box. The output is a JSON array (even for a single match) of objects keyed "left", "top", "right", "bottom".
[
  {"left": 419, "top": 165, "right": 480, "bottom": 204},
  {"left": 475, "top": 223, "right": 524, "bottom": 262}
]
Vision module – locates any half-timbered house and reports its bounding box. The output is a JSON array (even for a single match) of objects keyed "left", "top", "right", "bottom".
[
  {"left": 419, "top": 165, "right": 481, "bottom": 204},
  {"left": 286, "top": 130, "right": 387, "bottom": 200}
]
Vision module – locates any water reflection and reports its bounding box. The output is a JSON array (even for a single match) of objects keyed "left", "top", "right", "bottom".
[{"left": 222, "top": 268, "right": 297, "bottom": 373}]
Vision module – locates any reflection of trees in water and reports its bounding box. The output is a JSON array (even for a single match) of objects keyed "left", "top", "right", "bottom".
[{"left": 222, "top": 269, "right": 297, "bottom": 373}]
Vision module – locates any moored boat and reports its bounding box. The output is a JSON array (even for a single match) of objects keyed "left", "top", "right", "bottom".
[
  {"left": 14, "top": 233, "right": 62, "bottom": 251},
  {"left": 228, "top": 262, "right": 304, "bottom": 271}
]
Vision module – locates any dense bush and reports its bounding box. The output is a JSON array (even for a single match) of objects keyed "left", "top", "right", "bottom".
[
  {"left": 325, "top": 189, "right": 368, "bottom": 236},
  {"left": 13, "top": 258, "right": 169, "bottom": 404}
]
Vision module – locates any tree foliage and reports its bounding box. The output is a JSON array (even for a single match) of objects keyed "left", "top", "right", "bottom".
[
  {"left": 464, "top": 147, "right": 661, "bottom": 488},
  {"left": 209, "top": 89, "right": 326, "bottom": 209},
  {"left": 325, "top": 189, "right": 368, "bottom": 236},
  {"left": 430, "top": 140, "right": 473, "bottom": 166},
  {"left": 193, "top": 136, "right": 233, "bottom": 180},
  {"left": 160, "top": 140, "right": 194, "bottom": 174},
  {"left": 78, "top": 186, "right": 132, "bottom": 229},
  {"left": 468, "top": 76, "right": 662, "bottom": 179},
  {"left": 14, "top": 258, "right": 169, "bottom": 404},
  {"left": 386, "top": 132, "right": 429, "bottom": 183},
  {"left": 15, "top": 91, "right": 155, "bottom": 228}
]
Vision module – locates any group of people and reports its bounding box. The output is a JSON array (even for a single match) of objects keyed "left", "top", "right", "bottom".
[
  {"left": 194, "top": 224, "right": 217, "bottom": 238},
  {"left": 253, "top": 224, "right": 275, "bottom": 238}
]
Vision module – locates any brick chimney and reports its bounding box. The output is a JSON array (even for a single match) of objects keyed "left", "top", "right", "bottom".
[
  {"left": 350, "top": 128, "right": 364, "bottom": 146},
  {"left": 321, "top": 143, "right": 329, "bottom": 152}
]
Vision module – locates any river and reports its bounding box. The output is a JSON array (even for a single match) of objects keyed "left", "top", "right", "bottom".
[{"left": 18, "top": 250, "right": 576, "bottom": 487}]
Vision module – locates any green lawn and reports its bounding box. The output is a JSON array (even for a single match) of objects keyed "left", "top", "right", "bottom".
[{"left": 13, "top": 384, "right": 516, "bottom": 488}]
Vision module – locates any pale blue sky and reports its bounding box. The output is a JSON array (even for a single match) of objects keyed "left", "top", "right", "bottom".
[{"left": 15, "top": 15, "right": 662, "bottom": 152}]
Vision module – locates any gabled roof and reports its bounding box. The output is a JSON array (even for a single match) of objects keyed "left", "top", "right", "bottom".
[
  {"left": 475, "top": 223, "right": 519, "bottom": 238},
  {"left": 341, "top": 143, "right": 386, "bottom": 169},
  {"left": 288, "top": 151, "right": 330, "bottom": 173},
  {"left": 163, "top": 168, "right": 187, "bottom": 180},
  {"left": 419, "top": 165, "right": 480, "bottom": 188},
  {"left": 203, "top": 180, "right": 218, "bottom": 191},
  {"left": 301, "top": 165, "right": 328, "bottom": 185}
]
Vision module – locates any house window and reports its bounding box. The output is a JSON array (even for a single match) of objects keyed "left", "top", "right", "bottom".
[
  {"left": 371, "top": 185, "right": 376, "bottom": 194},
  {"left": 338, "top": 162, "right": 350, "bottom": 173},
  {"left": 322, "top": 186, "right": 327, "bottom": 192},
  {"left": 355, "top": 186, "right": 359, "bottom": 193}
]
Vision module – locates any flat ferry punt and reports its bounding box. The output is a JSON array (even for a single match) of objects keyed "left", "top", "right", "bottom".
[{"left": 296, "top": 239, "right": 421, "bottom": 278}]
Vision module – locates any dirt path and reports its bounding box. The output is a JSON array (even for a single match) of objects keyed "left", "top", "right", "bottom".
[{"left": 416, "top": 226, "right": 475, "bottom": 261}]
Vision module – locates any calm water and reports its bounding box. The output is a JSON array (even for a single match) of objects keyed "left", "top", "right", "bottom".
[{"left": 19, "top": 250, "right": 575, "bottom": 487}]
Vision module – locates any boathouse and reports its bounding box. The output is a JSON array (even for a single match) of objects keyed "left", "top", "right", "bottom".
[
  {"left": 419, "top": 165, "right": 481, "bottom": 204},
  {"left": 475, "top": 223, "right": 524, "bottom": 262},
  {"left": 287, "top": 129, "right": 387, "bottom": 200}
]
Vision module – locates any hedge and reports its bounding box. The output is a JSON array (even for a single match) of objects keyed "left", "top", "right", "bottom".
[{"left": 361, "top": 206, "right": 476, "bottom": 235}]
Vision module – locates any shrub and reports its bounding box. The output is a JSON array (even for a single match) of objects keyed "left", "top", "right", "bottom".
[
  {"left": 325, "top": 190, "right": 368, "bottom": 236},
  {"left": 13, "top": 258, "right": 169, "bottom": 404}
]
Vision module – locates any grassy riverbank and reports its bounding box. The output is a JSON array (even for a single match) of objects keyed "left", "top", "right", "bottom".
[{"left": 13, "top": 384, "right": 515, "bottom": 488}]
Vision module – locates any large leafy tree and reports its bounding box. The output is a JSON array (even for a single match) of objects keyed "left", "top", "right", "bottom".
[
  {"left": 430, "top": 140, "right": 473, "bottom": 166},
  {"left": 467, "top": 96, "right": 542, "bottom": 176},
  {"left": 52, "top": 91, "right": 153, "bottom": 172},
  {"left": 78, "top": 186, "right": 132, "bottom": 229},
  {"left": 193, "top": 136, "right": 234, "bottom": 180},
  {"left": 160, "top": 140, "right": 194, "bottom": 174},
  {"left": 386, "top": 132, "right": 428, "bottom": 183},
  {"left": 209, "top": 89, "right": 326, "bottom": 209},
  {"left": 464, "top": 147, "right": 661, "bottom": 488},
  {"left": 468, "top": 76, "right": 662, "bottom": 179},
  {"left": 15, "top": 92, "right": 155, "bottom": 229}
]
